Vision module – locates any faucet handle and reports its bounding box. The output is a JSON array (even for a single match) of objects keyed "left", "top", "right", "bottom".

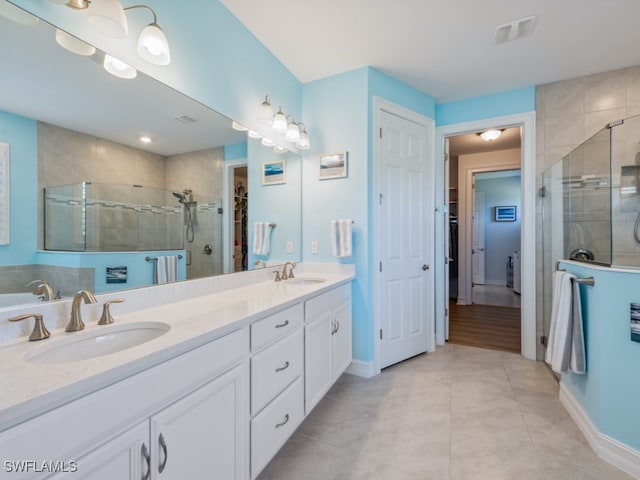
[
  {"left": 98, "top": 298, "right": 125, "bottom": 325},
  {"left": 288, "top": 262, "right": 297, "bottom": 279},
  {"left": 9, "top": 313, "right": 50, "bottom": 341},
  {"left": 273, "top": 270, "right": 282, "bottom": 282}
]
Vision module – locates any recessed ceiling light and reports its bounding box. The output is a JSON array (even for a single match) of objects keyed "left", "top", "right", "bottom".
[{"left": 140, "top": 136, "right": 151, "bottom": 143}]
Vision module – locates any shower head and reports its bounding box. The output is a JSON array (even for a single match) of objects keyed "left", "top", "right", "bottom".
[{"left": 172, "top": 192, "right": 185, "bottom": 203}]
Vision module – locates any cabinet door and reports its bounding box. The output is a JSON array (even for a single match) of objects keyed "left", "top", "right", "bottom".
[
  {"left": 150, "top": 363, "right": 248, "bottom": 480},
  {"left": 304, "top": 310, "right": 333, "bottom": 414},
  {"left": 48, "top": 422, "right": 148, "bottom": 480},
  {"left": 332, "top": 300, "right": 352, "bottom": 380}
]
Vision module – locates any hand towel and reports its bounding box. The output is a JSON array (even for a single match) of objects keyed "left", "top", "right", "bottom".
[
  {"left": 253, "top": 222, "right": 271, "bottom": 255},
  {"left": 156, "top": 256, "right": 168, "bottom": 285},
  {"left": 331, "top": 219, "right": 353, "bottom": 258},
  {"left": 545, "top": 270, "right": 586, "bottom": 374},
  {"left": 166, "top": 255, "right": 178, "bottom": 283}
]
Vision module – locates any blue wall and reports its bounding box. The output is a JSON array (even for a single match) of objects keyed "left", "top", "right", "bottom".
[
  {"left": 435, "top": 87, "right": 535, "bottom": 126},
  {"left": 224, "top": 142, "right": 247, "bottom": 161},
  {"left": 0, "top": 110, "right": 37, "bottom": 266},
  {"left": 561, "top": 262, "right": 640, "bottom": 452},
  {"left": 301, "top": 67, "right": 435, "bottom": 363}
]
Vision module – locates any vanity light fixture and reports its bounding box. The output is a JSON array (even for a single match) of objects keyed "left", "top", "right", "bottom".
[
  {"left": 0, "top": 0, "right": 40, "bottom": 26},
  {"left": 126, "top": 5, "right": 171, "bottom": 66},
  {"left": 67, "top": 0, "right": 90, "bottom": 9},
  {"left": 232, "top": 121, "right": 248, "bottom": 132},
  {"left": 478, "top": 129, "right": 504, "bottom": 141},
  {"left": 284, "top": 116, "right": 300, "bottom": 143},
  {"left": 273, "top": 145, "right": 287, "bottom": 154},
  {"left": 248, "top": 130, "right": 262, "bottom": 139},
  {"left": 88, "top": 0, "right": 128, "bottom": 38},
  {"left": 256, "top": 96, "right": 274, "bottom": 126},
  {"left": 295, "top": 125, "right": 310, "bottom": 150},
  {"left": 55, "top": 28, "right": 96, "bottom": 56},
  {"left": 261, "top": 137, "right": 275, "bottom": 147},
  {"left": 103, "top": 54, "right": 137, "bottom": 79},
  {"left": 271, "top": 107, "right": 287, "bottom": 133}
]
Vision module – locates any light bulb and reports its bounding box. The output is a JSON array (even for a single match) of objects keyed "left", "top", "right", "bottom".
[
  {"left": 284, "top": 120, "right": 300, "bottom": 143},
  {"left": 103, "top": 54, "right": 137, "bottom": 79},
  {"left": 256, "top": 96, "right": 274, "bottom": 125},
  {"left": 296, "top": 129, "right": 310, "bottom": 150},
  {"left": 479, "top": 129, "right": 503, "bottom": 141},
  {"left": 271, "top": 107, "right": 287, "bottom": 133},
  {"left": 137, "top": 23, "right": 170, "bottom": 65}
]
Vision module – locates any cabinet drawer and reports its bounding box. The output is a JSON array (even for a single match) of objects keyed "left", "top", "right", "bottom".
[
  {"left": 250, "top": 377, "right": 304, "bottom": 479},
  {"left": 251, "top": 303, "right": 302, "bottom": 352},
  {"left": 305, "top": 283, "right": 351, "bottom": 320},
  {"left": 251, "top": 329, "right": 302, "bottom": 415}
]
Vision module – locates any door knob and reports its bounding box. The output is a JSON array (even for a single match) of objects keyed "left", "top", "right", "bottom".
[{"left": 422, "top": 264, "right": 429, "bottom": 271}]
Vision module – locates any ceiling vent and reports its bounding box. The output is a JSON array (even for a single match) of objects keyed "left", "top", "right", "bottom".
[
  {"left": 493, "top": 15, "right": 537, "bottom": 45},
  {"left": 173, "top": 114, "right": 197, "bottom": 124}
]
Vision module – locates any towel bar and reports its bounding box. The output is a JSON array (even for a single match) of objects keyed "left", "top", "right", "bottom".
[
  {"left": 145, "top": 255, "right": 184, "bottom": 262},
  {"left": 554, "top": 261, "right": 595, "bottom": 286}
]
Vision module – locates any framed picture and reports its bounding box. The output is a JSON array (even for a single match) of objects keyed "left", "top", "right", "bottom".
[
  {"left": 319, "top": 151, "right": 348, "bottom": 180},
  {"left": 262, "top": 161, "right": 286, "bottom": 185},
  {"left": 495, "top": 205, "right": 516, "bottom": 222}
]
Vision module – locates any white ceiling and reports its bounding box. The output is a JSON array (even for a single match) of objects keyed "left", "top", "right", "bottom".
[{"left": 220, "top": 0, "right": 640, "bottom": 102}]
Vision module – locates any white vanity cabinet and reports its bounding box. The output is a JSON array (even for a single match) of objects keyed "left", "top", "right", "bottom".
[
  {"left": 0, "top": 328, "right": 249, "bottom": 480},
  {"left": 304, "top": 283, "right": 352, "bottom": 414},
  {"left": 249, "top": 303, "right": 304, "bottom": 479}
]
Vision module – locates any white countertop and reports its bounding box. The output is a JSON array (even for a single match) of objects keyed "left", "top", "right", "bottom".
[{"left": 0, "top": 266, "right": 354, "bottom": 432}]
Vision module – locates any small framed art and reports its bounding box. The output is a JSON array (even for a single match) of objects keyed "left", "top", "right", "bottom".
[
  {"left": 495, "top": 205, "right": 516, "bottom": 222},
  {"left": 262, "top": 161, "right": 286, "bottom": 185},
  {"left": 319, "top": 151, "right": 348, "bottom": 180}
]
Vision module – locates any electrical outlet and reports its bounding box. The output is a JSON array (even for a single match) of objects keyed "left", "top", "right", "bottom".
[
  {"left": 286, "top": 241, "right": 293, "bottom": 253},
  {"left": 311, "top": 241, "right": 319, "bottom": 254}
]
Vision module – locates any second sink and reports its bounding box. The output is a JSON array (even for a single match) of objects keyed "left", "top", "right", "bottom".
[
  {"left": 24, "top": 321, "right": 171, "bottom": 364},
  {"left": 286, "top": 277, "right": 327, "bottom": 286}
]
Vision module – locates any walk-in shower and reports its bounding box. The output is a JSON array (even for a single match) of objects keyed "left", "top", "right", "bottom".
[{"left": 540, "top": 113, "right": 640, "bottom": 351}]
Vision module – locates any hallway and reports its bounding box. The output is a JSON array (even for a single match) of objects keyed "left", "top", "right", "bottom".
[{"left": 257, "top": 345, "right": 631, "bottom": 479}]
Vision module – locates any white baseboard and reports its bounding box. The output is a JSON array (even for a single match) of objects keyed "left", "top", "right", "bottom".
[
  {"left": 560, "top": 383, "right": 640, "bottom": 479},
  {"left": 345, "top": 360, "right": 376, "bottom": 378}
]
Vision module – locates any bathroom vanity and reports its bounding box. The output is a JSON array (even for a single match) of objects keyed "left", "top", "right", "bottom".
[{"left": 0, "top": 264, "right": 354, "bottom": 480}]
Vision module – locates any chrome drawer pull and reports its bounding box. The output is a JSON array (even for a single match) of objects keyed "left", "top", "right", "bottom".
[
  {"left": 275, "top": 414, "right": 290, "bottom": 428},
  {"left": 141, "top": 443, "right": 151, "bottom": 480},
  {"left": 275, "top": 361, "right": 290, "bottom": 373},
  {"left": 158, "top": 433, "right": 168, "bottom": 473},
  {"left": 275, "top": 320, "right": 289, "bottom": 329}
]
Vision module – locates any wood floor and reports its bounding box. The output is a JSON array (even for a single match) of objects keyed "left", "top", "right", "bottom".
[{"left": 448, "top": 301, "right": 521, "bottom": 354}]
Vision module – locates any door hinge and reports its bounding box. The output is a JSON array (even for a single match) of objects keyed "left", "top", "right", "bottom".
[
  {"left": 445, "top": 308, "right": 448, "bottom": 317},
  {"left": 539, "top": 186, "right": 546, "bottom": 198},
  {"left": 540, "top": 335, "right": 547, "bottom": 347},
  {"left": 379, "top": 329, "right": 383, "bottom": 340},
  {"left": 379, "top": 127, "right": 382, "bottom": 138},
  {"left": 379, "top": 261, "right": 382, "bottom": 272},
  {"left": 379, "top": 193, "right": 383, "bottom": 205}
]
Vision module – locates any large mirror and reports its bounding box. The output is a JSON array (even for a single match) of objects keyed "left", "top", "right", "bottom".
[{"left": 0, "top": 6, "right": 302, "bottom": 309}]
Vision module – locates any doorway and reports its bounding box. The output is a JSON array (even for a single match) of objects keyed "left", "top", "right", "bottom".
[
  {"left": 445, "top": 127, "right": 523, "bottom": 353},
  {"left": 223, "top": 158, "right": 249, "bottom": 273}
]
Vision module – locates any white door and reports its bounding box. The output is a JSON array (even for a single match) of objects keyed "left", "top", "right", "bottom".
[
  {"left": 472, "top": 189, "right": 485, "bottom": 286},
  {"left": 379, "top": 109, "right": 432, "bottom": 369},
  {"left": 444, "top": 137, "right": 450, "bottom": 340}
]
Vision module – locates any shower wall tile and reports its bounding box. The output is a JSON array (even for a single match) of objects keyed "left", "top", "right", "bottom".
[
  {"left": 544, "top": 113, "right": 584, "bottom": 151},
  {"left": 543, "top": 78, "right": 584, "bottom": 118},
  {"left": 584, "top": 70, "right": 627, "bottom": 113}
]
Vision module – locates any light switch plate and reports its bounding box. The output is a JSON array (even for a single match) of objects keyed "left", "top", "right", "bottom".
[
  {"left": 286, "top": 241, "right": 293, "bottom": 253},
  {"left": 311, "top": 241, "right": 319, "bottom": 254}
]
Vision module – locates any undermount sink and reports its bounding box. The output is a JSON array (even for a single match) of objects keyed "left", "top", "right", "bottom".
[
  {"left": 286, "top": 277, "right": 327, "bottom": 285},
  {"left": 24, "top": 321, "right": 171, "bottom": 364}
]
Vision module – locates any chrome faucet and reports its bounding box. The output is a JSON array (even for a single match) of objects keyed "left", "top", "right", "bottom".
[
  {"left": 282, "top": 261, "right": 296, "bottom": 280},
  {"left": 66, "top": 290, "right": 97, "bottom": 332},
  {"left": 254, "top": 260, "right": 267, "bottom": 269},
  {"left": 25, "top": 280, "right": 55, "bottom": 302}
]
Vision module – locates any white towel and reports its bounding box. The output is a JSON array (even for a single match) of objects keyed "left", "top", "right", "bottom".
[
  {"left": 155, "top": 255, "right": 178, "bottom": 284},
  {"left": 156, "top": 256, "right": 168, "bottom": 285},
  {"left": 545, "top": 270, "right": 586, "bottom": 374},
  {"left": 331, "top": 219, "right": 352, "bottom": 258},
  {"left": 253, "top": 222, "right": 271, "bottom": 256},
  {"left": 166, "top": 255, "right": 178, "bottom": 283}
]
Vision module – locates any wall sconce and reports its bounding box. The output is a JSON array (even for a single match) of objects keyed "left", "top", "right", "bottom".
[
  {"left": 478, "top": 129, "right": 504, "bottom": 141},
  {"left": 284, "top": 116, "right": 300, "bottom": 143},
  {"left": 51, "top": 0, "right": 171, "bottom": 66},
  {"left": 296, "top": 124, "right": 310, "bottom": 150}
]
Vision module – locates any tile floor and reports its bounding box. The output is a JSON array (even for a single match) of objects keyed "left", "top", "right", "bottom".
[
  {"left": 473, "top": 284, "right": 521, "bottom": 307},
  {"left": 257, "top": 344, "right": 632, "bottom": 480}
]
